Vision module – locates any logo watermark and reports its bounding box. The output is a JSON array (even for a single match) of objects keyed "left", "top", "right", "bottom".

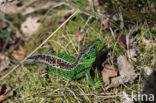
[
  {"left": 36, "top": 91, "right": 155, "bottom": 102},
  {"left": 122, "top": 91, "right": 155, "bottom": 102}
]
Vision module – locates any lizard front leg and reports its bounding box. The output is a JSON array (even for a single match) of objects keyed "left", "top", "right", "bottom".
[
  {"left": 46, "top": 47, "right": 55, "bottom": 54},
  {"left": 85, "top": 69, "right": 102, "bottom": 88}
]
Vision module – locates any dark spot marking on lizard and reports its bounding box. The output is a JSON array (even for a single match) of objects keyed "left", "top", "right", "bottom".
[
  {"left": 27, "top": 54, "right": 73, "bottom": 70},
  {"left": 87, "top": 56, "right": 90, "bottom": 59},
  {"left": 92, "top": 45, "right": 96, "bottom": 49}
]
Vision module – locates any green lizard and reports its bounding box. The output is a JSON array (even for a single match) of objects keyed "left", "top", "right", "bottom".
[{"left": 25, "top": 39, "right": 102, "bottom": 87}]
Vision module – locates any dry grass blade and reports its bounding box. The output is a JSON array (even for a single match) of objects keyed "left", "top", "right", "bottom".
[{"left": 0, "top": 9, "right": 79, "bottom": 81}]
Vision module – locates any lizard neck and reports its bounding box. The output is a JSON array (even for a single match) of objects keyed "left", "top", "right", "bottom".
[{"left": 73, "top": 40, "right": 95, "bottom": 65}]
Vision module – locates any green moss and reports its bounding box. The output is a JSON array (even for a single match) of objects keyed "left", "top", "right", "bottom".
[
  {"left": 1, "top": 1, "right": 156, "bottom": 103},
  {"left": 0, "top": 30, "right": 11, "bottom": 39}
]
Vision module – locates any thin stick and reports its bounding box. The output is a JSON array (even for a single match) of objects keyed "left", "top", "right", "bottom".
[
  {"left": 0, "top": 9, "right": 79, "bottom": 81},
  {"left": 36, "top": 94, "right": 122, "bottom": 98}
]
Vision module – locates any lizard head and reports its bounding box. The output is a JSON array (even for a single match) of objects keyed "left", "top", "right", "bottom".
[{"left": 78, "top": 39, "right": 101, "bottom": 68}]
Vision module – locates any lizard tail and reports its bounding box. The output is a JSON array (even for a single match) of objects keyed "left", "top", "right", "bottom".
[{"left": 25, "top": 54, "right": 73, "bottom": 69}]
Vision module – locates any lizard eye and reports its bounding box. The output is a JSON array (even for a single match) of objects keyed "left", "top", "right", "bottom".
[
  {"left": 87, "top": 56, "right": 90, "bottom": 59},
  {"left": 92, "top": 45, "right": 96, "bottom": 49}
]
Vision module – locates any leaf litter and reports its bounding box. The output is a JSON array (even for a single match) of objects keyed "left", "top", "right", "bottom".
[
  {"left": 103, "top": 56, "right": 138, "bottom": 90},
  {"left": 0, "top": 53, "right": 10, "bottom": 71},
  {"left": 21, "top": 16, "right": 41, "bottom": 36},
  {"left": 0, "top": 84, "right": 14, "bottom": 102}
]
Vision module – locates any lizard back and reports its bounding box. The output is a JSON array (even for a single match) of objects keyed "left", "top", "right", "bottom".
[{"left": 25, "top": 39, "right": 101, "bottom": 79}]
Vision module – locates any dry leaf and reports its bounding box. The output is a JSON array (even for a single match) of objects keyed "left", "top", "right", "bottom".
[
  {"left": 75, "top": 34, "right": 84, "bottom": 42},
  {"left": 126, "top": 49, "right": 137, "bottom": 63},
  {"left": 143, "top": 66, "right": 153, "bottom": 76},
  {"left": 152, "top": 25, "right": 156, "bottom": 31},
  {"left": 118, "top": 26, "right": 140, "bottom": 50},
  {"left": 126, "top": 37, "right": 138, "bottom": 51},
  {"left": 101, "top": 64, "right": 118, "bottom": 85},
  {"left": 74, "top": 27, "right": 86, "bottom": 42},
  {"left": 0, "top": 1, "right": 23, "bottom": 14},
  {"left": 105, "top": 51, "right": 116, "bottom": 64},
  {"left": 105, "top": 56, "right": 138, "bottom": 90},
  {"left": 142, "top": 37, "right": 156, "bottom": 50},
  {"left": 0, "top": 39, "right": 6, "bottom": 50},
  {"left": 101, "top": 18, "right": 109, "bottom": 30},
  {"left": 12, "top": 45, "right": 25, "bottom": 60},
  {"left": 0, "top": 15, "right": 21, "bottom": 52},
  {"left": 128, "top": 26, "right": 142, "bottom": 37},
  {"left": 0, "top": 53, "right": 10, "bottom": 71},
  {"left": 0, "top": 84, "right": 14, "bottom": 102},
  {"left": 117, "top": 56, "right": 136, "bottom": 76},
  {"left": 96, "top": 0, "right": 124, "bottom": 30},
  {"left": 118, "top": 32, "right": 126, "bottom": 48},
  {"left": 21, "top": 16, "right": 41, "bottom": 36}
]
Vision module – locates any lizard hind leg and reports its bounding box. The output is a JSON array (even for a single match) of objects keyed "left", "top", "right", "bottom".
[{"left": 85, "top": 69, "right": 102, "bottom": 88}]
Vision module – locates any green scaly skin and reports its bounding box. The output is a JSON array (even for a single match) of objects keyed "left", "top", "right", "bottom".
[{"left": 26, "top": 39, "right": 102, "bottom": 88}]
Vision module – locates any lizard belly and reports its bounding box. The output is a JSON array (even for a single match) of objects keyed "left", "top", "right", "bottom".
[{"left": 48, "top": 64, "right": 87, "bottom": 79}]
